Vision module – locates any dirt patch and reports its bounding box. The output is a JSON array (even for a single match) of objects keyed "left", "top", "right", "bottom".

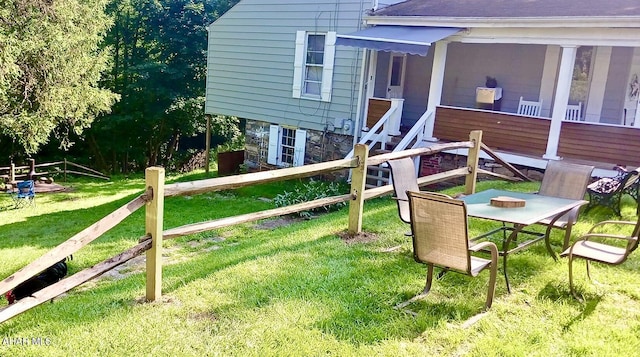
[
  {"left": 79, "top": 236, "right": 227, "bottom": 291},
  {"left": 34, "top": 182, "right": 71, "bottom": 193},
  {"left": 134, "top": 294, "right": 180, "bottom": 306},
  {"left": 188, "top": 311, "right": 218, "bottom": 322},
  {"left": 254, "top": 216, "right": 305, "bottom": 229},
  {"left": 337, "top": 231, "right": 379, "bottom": 245}
]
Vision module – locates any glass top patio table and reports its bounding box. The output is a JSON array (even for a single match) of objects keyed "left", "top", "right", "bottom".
[
  {"left": 461, "top": 189, "right": 588, "bottom": 226},
  {"left": 460, "top": 189, "right": 588, "bottom": 292}
]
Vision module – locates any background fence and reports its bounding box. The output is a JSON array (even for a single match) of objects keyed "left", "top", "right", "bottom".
[{"left": 0, "top": 159, "right": 109, "bottom": 188}]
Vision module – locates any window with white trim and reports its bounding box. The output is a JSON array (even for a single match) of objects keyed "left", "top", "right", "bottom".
[
  {"left": 267, "top": 125, "right": 306, "bottom": 167},
  {"left": 293, "top": 31, "right": 336, "bottom": 102}
]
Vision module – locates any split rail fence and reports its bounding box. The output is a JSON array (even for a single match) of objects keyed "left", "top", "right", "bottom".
[
  {"left": 0, "top": 130, "right": 525, "bottom": 324},
  {"left": 0, "top": 159, "right": 109, "bottom": 186}
]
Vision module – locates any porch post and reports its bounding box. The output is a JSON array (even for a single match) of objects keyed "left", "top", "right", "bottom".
[
  {"left": 359, "top": 50, "right": 378, "bottom": 133},
  {"left": 353, "top": 48, "right": 369, "bottom": 148},
  {"left": 544, "top": 45, "right": 576, "bottom": 160},
  {"left": 424, "top": 40, "right": 449, "bottom": 140}
]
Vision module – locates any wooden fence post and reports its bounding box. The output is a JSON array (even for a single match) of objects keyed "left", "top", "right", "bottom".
[
  {"left": 64, "top": 158, "right": 67, "bottom": 182},
  {"left": 145, "top": 167, "right": 165, "bottom": 301},
  {"left": 9, "top": 163, "right": 15, "bottom": 183},
  {"left": 465, "top": 130, "right": 483, "bottom": 195},
  {"left": 348, "top": 144, "right": 369, "bottom": 235}
]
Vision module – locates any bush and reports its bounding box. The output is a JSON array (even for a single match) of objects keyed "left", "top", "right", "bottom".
[{"left": 274, "top": 179, "right": 348, "bottom": 218}]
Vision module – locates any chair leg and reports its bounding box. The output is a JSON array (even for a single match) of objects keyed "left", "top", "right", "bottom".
[
  {"left": 568, "top": 255, "right": 581, "bottom": 300},
  {"left": 585, "top": 260, "right": 591, "bottom": 281},
  {"left": 485, "top": 262, "right": 497, "bottom": 310},
  {"left": 423, "top": 264, "right": 434, "bottom": 294},
  {"left": 394, "top": 264, "right": 434, "bottom": 310},
  {"left": 562, "top": 225, "right": 573, "bottom": 251}
]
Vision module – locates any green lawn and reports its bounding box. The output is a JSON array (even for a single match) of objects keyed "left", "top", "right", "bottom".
[{"left": 0, "top": 173, "right": 639, "bottom": 356}]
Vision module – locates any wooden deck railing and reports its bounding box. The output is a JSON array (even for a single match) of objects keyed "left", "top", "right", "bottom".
[
  {"left": 434, "top": 106, "right": 550, "bottom": 157},
  {"left": 558, "top": 121, "right": 640, "bottom": 167},
  {"left": 0, "top": 131, "right": 484, "bottom": 324},
  {"left": 433, "top": 106, "right": 640, "bottom": 168}
]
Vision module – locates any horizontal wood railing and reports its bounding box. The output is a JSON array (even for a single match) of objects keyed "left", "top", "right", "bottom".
[
  {"left": 558, "top": 121, "right": 640, "bottom": 167},
  {"left": 434, "top": 106, "right": 550, "bottom": 157},
  {"left": 432, "top": 106, "right": 640, "bottom": 168},
  {"left": 366, "top": 98, "right": 392, "bottom": 129}
]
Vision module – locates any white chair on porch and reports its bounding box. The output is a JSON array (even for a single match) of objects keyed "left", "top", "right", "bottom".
[
  {"left": 565, "top": 102, "right": 582, "bottom": 121},
  {"left": 517, "top": 97, "right": 542, "bottom": 116}
]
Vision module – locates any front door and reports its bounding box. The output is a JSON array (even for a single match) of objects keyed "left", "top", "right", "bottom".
[{"left": 386, "top": 53, "right": 406, "bottom": 99}]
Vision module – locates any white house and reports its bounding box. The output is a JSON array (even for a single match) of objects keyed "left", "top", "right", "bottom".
[{"left": 206, "top": 0, "right": 640, "bottom": 173}]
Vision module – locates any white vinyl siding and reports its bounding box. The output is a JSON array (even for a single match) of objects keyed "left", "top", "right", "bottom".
[
  {"left": 292, "top": 31, "right": 336, "bottom": 102},
  {"left": 267, "top": 124, "right": 306, "bottom": 167},
  {"left": 205, "top": 0, "right": 369, "bottom": 132}
]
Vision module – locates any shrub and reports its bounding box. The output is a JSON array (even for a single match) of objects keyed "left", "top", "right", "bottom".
[{"left": 274, "top": 179, "right": 348, "bottom": 218}]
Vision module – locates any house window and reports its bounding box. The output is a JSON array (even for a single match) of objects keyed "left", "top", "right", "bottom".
[
  {"left": 293, "top": 31, "right": 336, "bottom": 102},
  {"left": 303, "top": 34, "right": 325, "bottom": 96},
  {"left": 267, "top": 125, "right": 306, "bottom": 167},
  {"left": 280, "top": 127, "right": 296, "bottom": 165}
]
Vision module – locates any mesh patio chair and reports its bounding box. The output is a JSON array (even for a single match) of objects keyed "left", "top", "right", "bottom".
[
  {"left": 11, "top": 180, "right": 35, "bottom": 209},
  {"left": 537, "top": 160, "right": 594, "bottom": 251},
  {"left": 396, "top": 191, "right": 498, "bottom": 311},
  {"left": 387, "top": 157, "right": 420, "bottom": 224},
  {"left": 585, "top": 167, "right": 640, "bottom": 216},
  {"left": 560, "top": 216, "right": 640, "bottom": 300},
  {"left": 517, "top": 96, "right": 542, "bottom": 116}
]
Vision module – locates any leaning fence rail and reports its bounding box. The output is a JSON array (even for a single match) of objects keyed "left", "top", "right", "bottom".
[{"left": 0, "top": 131, "right": 484, "bottom": 324}]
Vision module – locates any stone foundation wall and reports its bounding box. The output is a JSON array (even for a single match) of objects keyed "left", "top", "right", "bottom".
[
  {"left": 244, "top": 119, "right": 545, "bottom": 184},
  {"left": 244, "top": 119, "right": 353, "bottom": 180}
]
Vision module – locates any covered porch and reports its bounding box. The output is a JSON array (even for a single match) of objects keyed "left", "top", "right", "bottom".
[{"left": 337, "top": 10, "right": 640, "bottom": 176}]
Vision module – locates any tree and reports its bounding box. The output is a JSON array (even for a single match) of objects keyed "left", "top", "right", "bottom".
[
  {"left": 0, "top": 0, "right": 118, "bottom": 156},
  {"left": 86, "top": 0, "right": 240, "bottom": 172}
]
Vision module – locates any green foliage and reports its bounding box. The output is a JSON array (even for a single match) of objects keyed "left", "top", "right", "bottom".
[
  {"left": 0, "top": 0, "right": 119, "bottom": 154},
  {"left": 0, "top": 179, "right": 639, "bottom": 355},
  {"left": 274, "top": 179, "right": 348, "bottom": 218},
  {"left": 82, "top": 0, "right": 240, "bottom": 173}
]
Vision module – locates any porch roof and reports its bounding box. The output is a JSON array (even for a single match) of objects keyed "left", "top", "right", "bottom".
[
  {"left": 372, "top": 0, "right": 640, "bottom": 18},
  {"left": 335, "top": 26, "right": 462, "bottom": 56}
]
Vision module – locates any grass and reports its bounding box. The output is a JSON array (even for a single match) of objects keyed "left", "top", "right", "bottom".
[{"left": 1, "top": 172, "right": 639, "bottom": 356}]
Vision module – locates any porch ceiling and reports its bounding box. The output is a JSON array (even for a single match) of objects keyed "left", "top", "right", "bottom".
[{"left": 336, "top": 26, "right": 462, "bottom": 56}]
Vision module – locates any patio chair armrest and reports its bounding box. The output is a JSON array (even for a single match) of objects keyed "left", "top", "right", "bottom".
[
  {"left": 587, "top": 220, "right": 636, "bottom": 233},
  {"left": 579, "top": 233, "right": 636, "bottom": 242},
  {"left": 469, "top": 241, "right": 499, "bottom": 263}
]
